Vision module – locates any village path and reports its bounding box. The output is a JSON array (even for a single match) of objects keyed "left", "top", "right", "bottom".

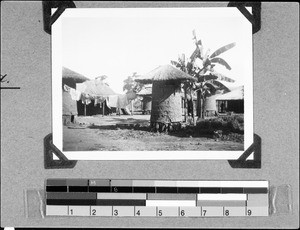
[{"left": 63, "top": 114, "right": 243, "bottom": 151}]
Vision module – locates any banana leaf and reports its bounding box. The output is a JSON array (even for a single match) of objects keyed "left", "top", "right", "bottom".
[
  {"left": 210, "top": 57, "right": 232, "bottom": 70},
  {"left": 210, "top": 42, "right": 236, "bottom": 59}
]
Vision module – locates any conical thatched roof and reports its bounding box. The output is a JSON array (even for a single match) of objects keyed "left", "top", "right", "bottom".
[
  {"left": 77, "top": 78, "right": 116, "bottom": 97},
  {"left": 216, "top": 86, "right": 244, "bottom": 100},
  {"left": 62, "top": 67, "right": 89, "bottom": 88},
  {"left": 135, "top": 65, "right": 196, "bottom": 84}
]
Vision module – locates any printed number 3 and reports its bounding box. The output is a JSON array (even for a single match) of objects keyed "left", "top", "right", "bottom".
[{"left": 114, "top": 209, "right": 118, "bottom": 216}]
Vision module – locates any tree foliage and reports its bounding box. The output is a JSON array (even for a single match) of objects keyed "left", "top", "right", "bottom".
[
  {"left": 123, "top": 72, "right": 143, "bottom": 93},
  {"left": 171, "top": 29, "right": 236, "bottom": 118}
]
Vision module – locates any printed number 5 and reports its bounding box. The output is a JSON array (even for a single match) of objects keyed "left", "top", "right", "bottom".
[{"left": 158, "top": 210, "right": 163, "bottom": 216}]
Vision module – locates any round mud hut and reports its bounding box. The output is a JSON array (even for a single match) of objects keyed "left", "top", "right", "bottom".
[
  {"left": 137, "top": 85, "right": 152, "bottom": 114},
  {"left": 136, "top": 65, "right": 195, "bottom": 131},
  {"left": 62, "top": 67, "right": 89, "bottom": 125}
]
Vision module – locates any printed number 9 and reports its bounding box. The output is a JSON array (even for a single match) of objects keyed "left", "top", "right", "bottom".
[{"left": 247, "top": 209, "right": 252, "bottom": 216}]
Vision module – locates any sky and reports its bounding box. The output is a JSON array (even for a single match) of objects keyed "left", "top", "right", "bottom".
[{"left": 61, "top": 8, "right": 251, "bottom": 94}]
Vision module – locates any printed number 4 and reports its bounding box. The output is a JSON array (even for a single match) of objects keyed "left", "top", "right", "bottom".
[{"left": 136, "top": 210, "right": 140, "bottom": 216}]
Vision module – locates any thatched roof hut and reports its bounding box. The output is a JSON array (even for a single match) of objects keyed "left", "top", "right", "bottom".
[
  {"left": 216, "top": 86, "right": 244, "bottom": 114},
  {"left": 77, "top": 78, "right": 116, "bottom": 98},
  {"left": 62, "top": 67, "right": 89, "bottom": 88},
  {"left": 137, "top": 84, "right": 152, "bottom": 113},
  {"left": 136, "top": 65, "right": 195, "bottom": 128},
  {"left": 135, "top": 64, "right": 195, "bottom": 84},
  {"left": 62, "top": 67, "right": 89, "bottom": 116}
]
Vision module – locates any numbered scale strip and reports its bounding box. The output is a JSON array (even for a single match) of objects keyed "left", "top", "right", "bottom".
[{"left": 46, "top": 179, "right": 269, "bottom": 217}]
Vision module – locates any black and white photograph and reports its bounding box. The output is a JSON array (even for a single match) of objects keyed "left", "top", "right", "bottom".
[{"left": 52, "top": 7, "right": 253, "bottom": 160}]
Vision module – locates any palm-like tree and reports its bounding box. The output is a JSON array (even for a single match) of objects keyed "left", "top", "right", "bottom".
[{"left": 171, "top": 30, "right": 236, "bottom": 119}]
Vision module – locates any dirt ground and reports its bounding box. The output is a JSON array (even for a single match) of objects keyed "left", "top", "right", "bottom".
[{"left": 63, "top": 115, "right": 244, "bottom": 151}]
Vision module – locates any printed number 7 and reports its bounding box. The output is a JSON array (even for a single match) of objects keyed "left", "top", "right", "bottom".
[{"left": 202, "top": 209, "right": 206, "bottom": 216}]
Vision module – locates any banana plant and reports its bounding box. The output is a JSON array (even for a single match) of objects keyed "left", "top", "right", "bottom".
[
  {"left": 171, "top": 30, "right": 236, "bottom": 120},
  {"left": 190, "top": 30, "right": 236, "bottom": 119}
]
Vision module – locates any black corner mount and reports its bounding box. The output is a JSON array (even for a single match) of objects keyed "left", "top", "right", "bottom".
[
  {"left": 44, "top": 133, "right": 77, "bottom": 169},
  {"left": 228, "top": 134, "right": 261, "bottom": 168},
  {"left": 42, "top": 1, "right": 76, "bottom": 35},
  {"left": 228, "top": 1, "right": 261, "bottom": 34}
]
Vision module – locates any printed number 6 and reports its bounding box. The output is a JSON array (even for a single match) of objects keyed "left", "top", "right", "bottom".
[{"left": 180, "top": 210, "right": 185, "bottom": 216}]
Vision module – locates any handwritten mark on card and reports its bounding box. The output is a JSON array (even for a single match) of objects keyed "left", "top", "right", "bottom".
[{"left": 0, "top": 74, "right": 20, "bottom": 89}]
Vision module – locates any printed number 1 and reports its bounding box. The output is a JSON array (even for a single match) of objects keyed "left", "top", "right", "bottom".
[{"left": 69, "top": 209, "right": 73, "bottom": 215}]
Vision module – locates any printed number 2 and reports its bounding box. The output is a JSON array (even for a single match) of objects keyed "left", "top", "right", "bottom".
[
  {"left": 113, "top": 209, "right": 118, "bottom": 216},
  {"left": 92, "top": 209, "right": 96, "bottom": 216}
]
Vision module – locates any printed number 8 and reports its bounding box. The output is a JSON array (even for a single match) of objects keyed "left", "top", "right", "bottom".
[{"left": 225, "top": 210, "right": 229, "bottom": 216}]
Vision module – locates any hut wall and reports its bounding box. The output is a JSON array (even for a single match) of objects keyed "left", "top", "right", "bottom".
[
  {"left": 150, "top": 81, "right": 183, "bottom": 123},
  {"left": 143, "top": 96, "right": 152, "bottom": 111},
  {"left": 63, "top": 91, "right": 77, "bottom": 115}
]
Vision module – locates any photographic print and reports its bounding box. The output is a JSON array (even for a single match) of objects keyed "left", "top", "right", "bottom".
[{"left": 52, "top": 7, "right": 253, "bottom": 160}]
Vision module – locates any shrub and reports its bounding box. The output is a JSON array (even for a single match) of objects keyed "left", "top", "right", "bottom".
[{"left": 196, "top": 115, "right": 244, "bottom": 134}]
